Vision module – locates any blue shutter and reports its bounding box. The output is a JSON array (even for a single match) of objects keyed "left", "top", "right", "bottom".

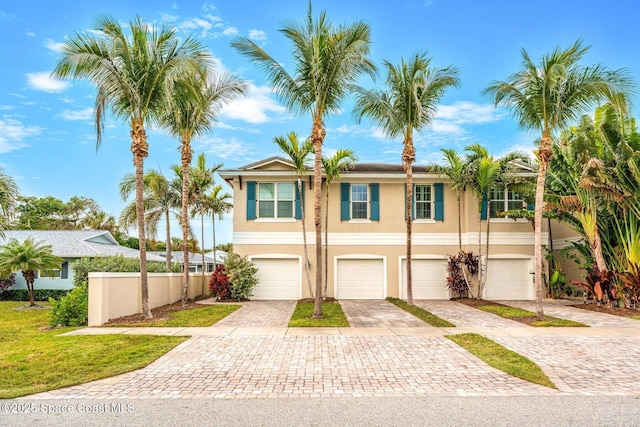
[
  {"left": 527, "top": 201, "right": 535, "bottom": 211},
  {"left": 340, "top": 183, "right": 350, "bottom": 220},
  {"left": 370, "top": 183, "right": 380, "bottom": 221},
  {"left": 61, "top": 261, "right": 69, "bottom": 279},
  {"left": 480, "top": 191, "right": 488, "bottom": 220},
  {"left": 434, "top": 183, "right": 444, "bottom": 221},
  {"left": 246, "top": 181, "right": 257, "bottom": 220},
  {"left": 295, "top": 182, "right": 304, "bottom": 219}
]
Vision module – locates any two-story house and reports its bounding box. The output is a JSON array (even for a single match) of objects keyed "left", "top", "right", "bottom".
[{"left": 219, "top": 156, "right": 550, "bottom": 301}]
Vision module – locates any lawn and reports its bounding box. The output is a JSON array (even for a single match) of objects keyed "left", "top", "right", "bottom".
[
  {"left": 0, "top": 301, "right": 187, "bottom": 399},
  {"left": 477, "top": 304, "right": 587, "bottom": 327},
  {"left": 288, "top": 301, "right": 349, "bottom": 327},
  {"left": 446, "top": 333, "right": 556, "bottom": 388},
  {"left": 386, "top": 297, "right": 456, "bottom": 327},
  {"left": 106, "top": 304, "right": 241, "bottom": 327}
]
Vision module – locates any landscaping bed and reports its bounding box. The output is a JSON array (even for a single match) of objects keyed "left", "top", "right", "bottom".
[
  {"left": 571, "top": 302, "right": 640, "bottom": 319},
  {"left": 288, "top": 299, "right": 349, "bottom": 327}
]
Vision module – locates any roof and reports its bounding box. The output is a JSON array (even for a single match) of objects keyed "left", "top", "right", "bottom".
[{"left": 0, "top": 230, "right": 165, "bottom": 262}]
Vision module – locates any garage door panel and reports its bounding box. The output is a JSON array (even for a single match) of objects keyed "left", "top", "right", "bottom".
[
  {"left": 337, "top": 259, "right": 384, "bottom": 299},
  {"left": 401, "top": 259, "right": 449, "bottom": 299},
  {"left": 483, "top": 259, "right": 532, "bottom": 300},
  {"left": 252, "top": 258, "right": 299, "bottom": 300}
]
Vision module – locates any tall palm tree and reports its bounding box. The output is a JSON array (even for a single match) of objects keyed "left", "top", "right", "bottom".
[
  {"left": 0, "top": 168, "right": 20, "bottom": 237},
  {"left": 322, "top": 149, "right": 357, "bottom": 298},
  {"left": 201, "top": 184, "right": 232, "bottom": 270},
  {"left": 162, "top": 70, "right": 246, "bottom": 303},
  {"left": 433, "top": 149, "right": 467, "bottom": 251},
  {"left": 354, "top": 51, "right": 460, "bottom": 306},
  {"left": 274, "top": 132, "right": 314, "bottom": 298},
  {"left": 0, "top": 237, "right": 62, "bottom": 306},
  {"left": 232, "top": 3, "right": 375, "bottom": 317},
  {"left": 53, "top": 15, "right": 211, "bottom": 319},
  {"left": 483, "top": 39, "right": 633, "bottom": 318},
  {"left": 120, "top": 170, "right": 181, "bottom": 269}
]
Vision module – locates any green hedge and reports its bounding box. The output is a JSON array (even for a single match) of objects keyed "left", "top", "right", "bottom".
[
  {"left": 72, "top": 255, "right": 181, "bottom": 287},
  {"left": 0, "top": 289, "right": 70, "bottom": 301}
]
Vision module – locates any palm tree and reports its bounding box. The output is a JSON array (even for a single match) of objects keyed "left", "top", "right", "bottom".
[
  {"left": 201, "top": 185, "right": 232, "bottom": 270},
  {"left": 0, "top": 237, "right": 62, "bottom": 306},
  {"left": 232, "top": 3, "right": 375, "bottom": 317},
  {"left": 354, "top": 51, "right": 460, "bottom": 306},
  {"left": 120, "top": 170, "right": 181, "bottom": 269},
  {"left": 274, "top": 132, "right": 314, "bottom": 298},
  {"left": 0, "top": 168, "right": 20, "bottom": 237},
  {"left": 162, "top": 69, "right": 246, "bottom": 303},
  {"left": 464, "top": 144, "right": 499, "bottom": 299},
  {"left": 53, "top": 16, "right": 211, "bottom": 319},
  {"left": 433, "top": 149, "right": 467, "bottom": 251},
  {"left": 483, "top": 39, "right": 633, "bottom": 318},
  {"left": 322, "top": 149, "right": 357, "bottom": 298}
]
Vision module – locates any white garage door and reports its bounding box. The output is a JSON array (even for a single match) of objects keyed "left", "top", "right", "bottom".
[
  {"left": 483, "top": 258, "right": 532, "bottom": 300},
  {"left": 251, "top": 258, "right": 300, "bottom": 300},
  {"left": 336, "top": 259, "right": 384, "bottom": 299},
  {"left": 401, "top": 259, "right": 449, "bottom": 299}
]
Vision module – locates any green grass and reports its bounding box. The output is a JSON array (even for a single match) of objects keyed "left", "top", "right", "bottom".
[
  {"left": 446, "top": 333, "right": 556, "bottom": 388},
  {"left": 288, "top": 302, "right": 349, "bottom": 327},
  {"left": 386, "top": 297, "right": 456, "bottom": 327},
  {"left": 0, "top": 301, "right": 187, "bottom": 399},
  {"left": 107, "top": 304, "right": 240, "bottom": 327},
  {"left": 631, "top": 316, "right": 640, "bottom": 320},
  {"left": 478, "top": 305, "right": 588, "bottom": 327}
]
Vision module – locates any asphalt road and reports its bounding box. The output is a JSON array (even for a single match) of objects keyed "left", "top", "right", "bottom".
[{"left": 2, "top": 396, "right": 639, "bottom": 426}]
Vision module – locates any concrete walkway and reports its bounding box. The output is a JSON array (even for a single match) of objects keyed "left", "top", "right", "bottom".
[{"left": 28, "top": 300, "right": 640, "bottom": 400}]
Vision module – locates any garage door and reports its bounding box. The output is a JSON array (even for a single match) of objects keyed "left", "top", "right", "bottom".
[
  {"left": 483, "top": 258, "right": 532, "bottom": 300},
  {"left": 251, "top": 258, "right": 300, "bottom": 300},
  {"left": 401, "top": 259, "right": 449, "bottom": 299},
  {"left": 336, "top": 259, "right": 384, "bottom": 299}
]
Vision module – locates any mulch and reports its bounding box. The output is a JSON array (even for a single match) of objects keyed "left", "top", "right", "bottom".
[
  {"left": 571, "top": 302, "right": 640, "bottom": 318},
  {"left": 105, "top": 296, "right": 208, "bottom": 325}
]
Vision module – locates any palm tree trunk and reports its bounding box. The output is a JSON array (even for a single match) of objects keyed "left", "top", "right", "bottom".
[
  {"left": 165, "top": 209, "right": 171, "bottom": 270},
  {"left": 312, "top": 121, "right": 325, "bottom": 318},
  {"left": 480, "top": 205, "right": 491, "bottom": 298},
  {"left": 132, "top": 123, "right": 152, "bottom": 319},
  {"left": 212, "top": 215, "right": 217, "bottom": 271},
  {"left": 180, "top": 139, "right": 192, "bottom": 305},
  {"left": 24, "top": 270, "right": 35, "bottom": 306},
  {"left": 534, "top": 136, "right": 552, "bottom": 319},
  {"left": 406, "top": 164, "right": 414, "bottom": 306},
  {"left": 477, "top": 205, "right": 482, "bottom": 300},
  {"left": 324, "top": 184, "right": 330, "bottom": 299},
  {"left": 457, "top": 190, "right": 472, "bottom": 297},
  {"left": 298, "top": 177, "right": 313, "bottom": 298},
  {"left": 201, "top": 214, "right": 205, "bottom": 287}
]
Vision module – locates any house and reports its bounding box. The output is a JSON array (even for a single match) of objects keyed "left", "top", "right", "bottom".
[
  {"left": 219, "top": 156, "right": 552, "bottom": 301},
  {"left": 0, "top": 230, "right": 166, "bottom": 290},
  {"left": 149, "top": 250, "right": 227, "bottom": 273}
]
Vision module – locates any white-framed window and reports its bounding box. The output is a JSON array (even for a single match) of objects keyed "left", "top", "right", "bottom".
[
  {"left": 351, "top": 184, "right": 368, "bottom": 219},
  {"left": 414, "top": 184, "right": 433, "bottom": 220},
  {"left": 258, "top": 182, "right": 295, "bottom": 218},
  {"left": 490, "top": 185, "right": 525, "bottom": 218}
]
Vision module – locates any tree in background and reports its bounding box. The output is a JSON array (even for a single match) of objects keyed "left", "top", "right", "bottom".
[
  {"left": 484, "top": 39, "right": 634, "bottom": 318},
  {"left": 355, "top": 51, "right": 459, "bottom": 306},
  {"left": 200, "top": 184, "right": 232, "bottom": 270},
  {"left": 233, "top": 3, "right": 375, "bottom": 317},
  {"left": 0, "top": 168, "right": 20, "bottom": 236}
]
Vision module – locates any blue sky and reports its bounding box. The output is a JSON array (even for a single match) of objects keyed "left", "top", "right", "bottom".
[{"left": 1, "top": 0, "right": 639, "bottom": 247}]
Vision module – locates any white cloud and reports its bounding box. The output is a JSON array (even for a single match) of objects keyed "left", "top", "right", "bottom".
[
  {"left": 430, "top": 120, "right": 463, "bottom": 134},
  {"left": 160, "top": 13, "right": 179, "bottom": 22},
  {"left": 435, "top": 101, "right": 505, "bottom": 125},
  {"left": 26, "top": 72, "right": 70, "bottom": 93},
  {"left": 195, "top": 136, "right": 255, "bottom": 161},
  {"left": 202, "top": 3, "right": 216, "bottom": 12},
  {"left": 222, "top": 26, "right": 239, "bottom": 36},
  {"left": 44, "top": 39, "right": 65, "bottom": 53},
  {"left": 177, "top": 17, "right": 213, "bottom": 36},
  {"left": 221, "top": 83, "right": 288, "bottom": 124},
  {"left": 60, "top": 107, "right": 94, "bottom": 121},
  {"left": 0, "top": 119, "right": 41, "bottom": 153},
  {"left": 26, "top": 31, "right": 35, "bottom": 37},
  {"left": 0, "top": 105, "right": 14, "bottom": 111},
  {"left": 248, "top": 29, "right": 267, "bottom": 41}
]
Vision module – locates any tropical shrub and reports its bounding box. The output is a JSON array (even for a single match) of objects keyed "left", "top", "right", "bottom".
[
  {"left": 0, "top": 274, "right": 16, "bottom": 293},
  {"left": 224, "top": 252, "right": 258, "bottom": 300},
  {"left": 208, "top": 265, "right": 231, "bottom": 301},
  {"left": 445, "top": 251, "right": 479, "bottom": 298},
  {"left": 72, "top": 255, "right": 180, "bottom": 287},
  {"left": 49, "top": 281, "right": 88, "bottom": 326},
  {"left": 0, "top": 289, "right": 69, "bottom": 301}
]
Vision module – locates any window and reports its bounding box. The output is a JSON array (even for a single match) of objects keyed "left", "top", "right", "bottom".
[
  {"left": 351, "top": 184, "right": 368, "bottom": 219},
  {"left": 414, "top": 184, "right": 433, "bottom": 219},
  {"left": 40, "top": 269, "right": 61, "bottom": 279},
  {"left": 489, "top": 185, "right": 525, "bottom": 218},
  {"left": 258, "top": 182, "right": 294, "bottom": 218}
]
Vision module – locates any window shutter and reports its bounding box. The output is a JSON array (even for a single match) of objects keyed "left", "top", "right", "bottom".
[
  {"left": 370, "top": 183, "right": 380, "bottom": 221},
  {"left": 527, "top": 201, "right": 535, "bottom": 211},
  {"left": 340, "top": 183, "right": 350, "bottom": 220},
  {"left": 434, "top": 183, "right": 444, "bottom": 221},
  {"left": 61, "top": 261, "right": 69, "bottom": 279},
  {"left": 246, "top": 181, "right": 257, "bottom": 220},
  {"left": 480, "top": 191, "right": 488, "bottom": 220},
  {"left": 295, "top": 182, "right": 304, "bottom": 219}
]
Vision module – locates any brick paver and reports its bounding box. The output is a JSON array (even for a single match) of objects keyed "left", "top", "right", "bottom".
[
  {"left": 340, "top": 300, "right": 431, "bottom": 327},
  {"left": 414, "top": 300, "right": 528, "bottom": 328},
  {"left": 211, "top": 301, "right": 296, "bottom": 328}
]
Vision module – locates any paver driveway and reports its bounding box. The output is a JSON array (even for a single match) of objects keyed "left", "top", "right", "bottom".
[
  {"left": 24, "top": 300, "right": 640, "bottom": 400},
  {"left": 340, "top": 300, "right": 431, "bottom": 327},
  {"left": 210, "top": 301, "right": 297, "bottom": 328}
]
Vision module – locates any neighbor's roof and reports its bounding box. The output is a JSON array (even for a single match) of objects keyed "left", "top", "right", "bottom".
[{"left": 0, "top": 230, "right": 165, "bottom": 261}]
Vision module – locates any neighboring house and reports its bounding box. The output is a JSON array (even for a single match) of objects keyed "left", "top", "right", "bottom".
[
  {"left": 0, "top": 230, "right": 166, "bottom": 290},
  {"left": 219, "top": 157, "right": 551, "bottom": 301},
  {"left": 149, "top": 251, "right": 227, "bottom": 273}
]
